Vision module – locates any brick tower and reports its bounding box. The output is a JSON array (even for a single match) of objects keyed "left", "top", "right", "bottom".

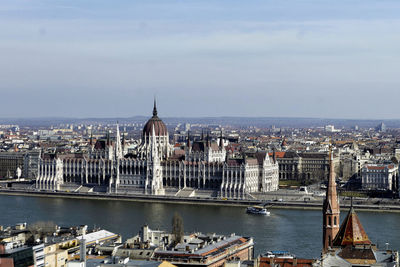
[{"left": 322, "top": 147, "right": 340, "bottom": 253}]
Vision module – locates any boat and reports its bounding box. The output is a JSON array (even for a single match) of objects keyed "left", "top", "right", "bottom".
[{"left": 246, "top": 206, "right": 270, "bottom": 215}]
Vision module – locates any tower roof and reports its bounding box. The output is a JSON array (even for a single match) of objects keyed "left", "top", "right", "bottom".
[
  {"left": 323, "top": 149, "right": 339, "bottom": 214},
  {"left": 332, "top": 207, "right": 371, "bottom": 247}
]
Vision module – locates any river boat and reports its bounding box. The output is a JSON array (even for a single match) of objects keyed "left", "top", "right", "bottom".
[{"left": 246, "top": 206, "right": 270, "bottom": 215}]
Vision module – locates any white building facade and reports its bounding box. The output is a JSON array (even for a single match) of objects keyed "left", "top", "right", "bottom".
[{"left": 361, "top": 164, "right": 398, "bottom": 191}]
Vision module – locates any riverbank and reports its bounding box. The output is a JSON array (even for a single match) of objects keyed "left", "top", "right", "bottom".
[{"left": 1, "top": 189, "right": 400, "bottom": 212}]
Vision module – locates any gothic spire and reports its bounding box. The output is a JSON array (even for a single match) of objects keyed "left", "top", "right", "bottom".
[
  {"left": 322, "top": 144, "right": 340, "bottom": 253},
  {"left": 153, "top": 98, "right": 158, "bottom": 117},
  {"left": 219, "top": 130, "right": 223, "bottom": 148},
  {"left": 115, "top": 122, "right": 123, "bottom": 160},
  {"left": 272, "top": 148, "right": 277, "bottom": 164}
]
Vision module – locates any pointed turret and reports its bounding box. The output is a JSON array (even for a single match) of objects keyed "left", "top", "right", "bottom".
[
  {"left": 115, "top": 122, "right": 123, "bottom": 160},
  {"left": 89, "top": 131, "right": 93, "bottom": 146},
  {"left": 272, "top": 148, "right": 277, "bottom": 164},
  {"left": 322, "top": 146, "right": 340, "bottom": 253},
  {"left": 106, "top": 131, "right": 110, "bottom": 146},
  {"left": 122, "top": 131, "right": 126, "bottom": 151},
  {"left": 219, "top": 130, "right": 223, "bottom": 149}
]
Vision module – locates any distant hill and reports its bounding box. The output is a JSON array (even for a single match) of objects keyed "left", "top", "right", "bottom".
[{"left": 0, "top": 116, "right": 397, "bottom": 129}]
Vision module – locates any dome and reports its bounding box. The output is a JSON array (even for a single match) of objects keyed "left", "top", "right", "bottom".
[{"left": 142, "top": 100, "right": 168, "bottom": 137}]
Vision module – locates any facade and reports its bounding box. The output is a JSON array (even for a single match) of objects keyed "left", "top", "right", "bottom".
[
  {"left": 43, "top": 243, "right": 68, "bottom": 267},
  {"left": 339, "top": 151, "right": 370, "bottom": 181},
  {"left": 36, "top": 102, "right": 279, "bottom": 199},
  {"left": 361, "top": 164, "right": 398, "bottom": 191},
  {"left": 32, "top": 244, "right": 44, "bottom": 267},
  {"left": 0, "top": 243, "right": 34, "bottom": 267},
  {"left": 0, "top": 152, "right": 24, "bottom": 179},
  {"left": 271, "top": 151, "right": 338, "bottom": 182},
  {"left": 0, "top": 151, "right": 41, "bottom": 180}
]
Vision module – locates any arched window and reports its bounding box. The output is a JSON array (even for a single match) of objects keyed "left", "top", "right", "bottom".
[
  {"left": 328, "top": 217, "right": 332, "bottom": 226},
  {"left": 334, "top": 216, "right": 337, "bottom": 226}
]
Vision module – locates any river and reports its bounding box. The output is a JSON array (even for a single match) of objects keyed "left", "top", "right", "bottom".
[{"left": 1, "top": 195, "right": 399, "bottom": 259}]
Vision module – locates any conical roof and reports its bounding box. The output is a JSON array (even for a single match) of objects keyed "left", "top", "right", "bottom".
[{"left": 332, "top": 207, "right": 371, "bottom": 247}]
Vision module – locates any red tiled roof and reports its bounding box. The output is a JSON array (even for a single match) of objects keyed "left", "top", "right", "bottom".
[
  {"left": 366, "top": 164, "right": 395, "bottom": 170},
  {"left": 259, "top": 257, "right": 314, "bottom": 267},
  {"left": 333, "top": 207, "right": 371, "bottom": 247},
  {"left": 268, "top": 152, "right": 286, "bottom": 158},
  {"left": 366, "top": 166, "right": 385, "bottom": 170}
]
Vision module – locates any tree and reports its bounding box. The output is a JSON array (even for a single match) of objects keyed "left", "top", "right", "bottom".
[
  {"left": 27, "top": 221, "right": 57, "bottom": 242},
  {"left": 171, "top": 212, "right": 184, "bottom": 245}
]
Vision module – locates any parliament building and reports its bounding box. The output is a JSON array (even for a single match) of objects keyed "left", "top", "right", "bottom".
[{"left": 36, "top": 101, "right": 279, "bottom": 199}]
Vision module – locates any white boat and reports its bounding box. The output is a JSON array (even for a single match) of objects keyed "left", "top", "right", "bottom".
[{"left": 246, "top": 206, "right": 270, "bottom": 215}]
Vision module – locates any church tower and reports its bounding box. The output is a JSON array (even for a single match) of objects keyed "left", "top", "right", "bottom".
[{"left": 322, "top": 146, "right": 340, "bottom": 253}]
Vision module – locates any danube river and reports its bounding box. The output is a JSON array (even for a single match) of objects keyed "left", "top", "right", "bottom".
[{"left": 1, "top": 195, "right": 399, "bottom": 258}]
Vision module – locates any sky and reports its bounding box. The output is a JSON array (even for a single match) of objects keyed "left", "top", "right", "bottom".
[{"left": 1, "top": 0, "right": 400, "bottom": 119}]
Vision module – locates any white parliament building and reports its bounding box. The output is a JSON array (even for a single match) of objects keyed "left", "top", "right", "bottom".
[{"left": 36, "top": 102, "right": 279, "bottom": 199}]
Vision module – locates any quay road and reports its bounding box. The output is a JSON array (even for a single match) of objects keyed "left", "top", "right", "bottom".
[{"left": 1, "top": 187, "right": 400, "bottom": 212}]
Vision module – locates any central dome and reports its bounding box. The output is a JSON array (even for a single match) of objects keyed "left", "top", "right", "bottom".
[{"left": 142, "top": 100, "right": 168, "bottom": 137}]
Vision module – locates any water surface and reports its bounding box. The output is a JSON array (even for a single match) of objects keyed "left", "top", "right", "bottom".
[{"left": 1, "top": 195, "right": 399, "bottom": 258}]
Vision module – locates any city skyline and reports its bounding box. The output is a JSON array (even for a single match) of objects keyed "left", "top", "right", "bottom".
[{"left": 1, "top": 0, "right": 400, "bottom": 119}]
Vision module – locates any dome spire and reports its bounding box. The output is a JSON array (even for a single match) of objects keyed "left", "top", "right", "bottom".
[{"left": 153, "top": 97, "right": 158, "bottom": 117}]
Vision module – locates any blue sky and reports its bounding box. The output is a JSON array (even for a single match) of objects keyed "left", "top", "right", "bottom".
[{"left": 1, "top": 0, "right": 400, "bottom": 119}]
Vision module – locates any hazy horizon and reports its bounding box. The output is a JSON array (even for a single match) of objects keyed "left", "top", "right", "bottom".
[{"left": 1, "top": 0, "right": 400, "bottom": 119}]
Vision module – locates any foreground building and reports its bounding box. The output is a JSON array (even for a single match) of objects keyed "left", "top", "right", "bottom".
[
  {"left": 95, "top": 225, "right": 254, "bottom": 267},
  {"left": 321, "top": 151, "right": 399, "bottom": 266},
  {"left": 36, "top": 101, "right": 279, "bottom": 199}
]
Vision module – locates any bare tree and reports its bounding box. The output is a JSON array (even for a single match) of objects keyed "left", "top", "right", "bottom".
[
  {"left": 28, "top": 221, "right": 57, "bottom": 241},
  {"left": 171, "top": 213, "right": 184, "bottom": 245}
]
